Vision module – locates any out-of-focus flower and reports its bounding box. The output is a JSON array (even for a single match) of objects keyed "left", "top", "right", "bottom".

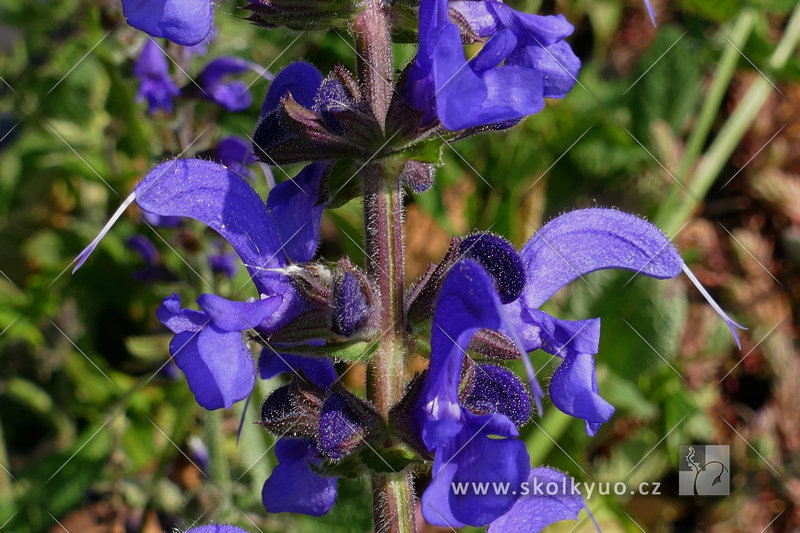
[
  {"left": 194, "top": 57, "right": 259, "bottom": 111},
  {"left": 133, "top": 39, "right": 180, "bottom": 114},
  {"left": 121, "top": 0, "right": 214, "bottom": 46},
  {"left": 125, "top": 234, "right": 176, "bottom": 281},
  {"left": 214, "top": 136, "right": 256, "bottom": 179},
  {"left": 406, "top": 0, "right": 580, "bottom": 130},
  {"left": 208, "top": 247, "right": 239, "bottom": 279}
]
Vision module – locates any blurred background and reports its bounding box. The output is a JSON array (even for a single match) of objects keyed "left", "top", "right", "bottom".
[{"left": 1, "top": 0, "right": 798, "bottom": 531}]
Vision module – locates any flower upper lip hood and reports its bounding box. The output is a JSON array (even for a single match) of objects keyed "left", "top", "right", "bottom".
[
  {"left": 406, "top": 0, "right": 581, "bottom": 130},
  {"left": 415, "top": 259, "right": 531, "bottom": 527},
  {"left": 72, "top": 157, "right": 327, "bottom": 410},
  {"left": 415, "top": 208, "right": 744, "bottom": 438},
  {"left": 122, "top": 0, "right": 214, "bottom": 46},
  {"left": 415, "top": 260, "right": 594, "bottom": 530}
]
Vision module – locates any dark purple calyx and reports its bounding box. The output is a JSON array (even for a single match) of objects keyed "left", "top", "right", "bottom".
[
  {"left": 462, "top": 364, "right": 532, "bottom": 427},
  {"left": 317, "top": 389, "right": 377, "bottom": 459},
  {"left": 459, "top": 233, "right": 524, "bottom": 304},
  {"left": 258, "top": 375, "right": 327, "bottom": 440},
  {"left": 331, "top": 259, "right": 373, "bottom": 338}
]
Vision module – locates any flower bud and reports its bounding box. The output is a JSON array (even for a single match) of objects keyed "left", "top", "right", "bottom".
[
  {"left": 317, "top": 390, "right": 376, "bottom": 459},
  {"left": 331, "top": 259, "right": 374, "bottom": 338}
]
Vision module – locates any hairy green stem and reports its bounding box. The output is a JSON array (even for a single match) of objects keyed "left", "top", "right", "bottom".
[
  {"left": 364, "top": 168, "right": 416, "bottom": 533},
  {"left": 656, "top": 5, "right": 800, "bottom": 234},
  {"left": 354, "top": 1, "right": 416, "bottom": 530}
]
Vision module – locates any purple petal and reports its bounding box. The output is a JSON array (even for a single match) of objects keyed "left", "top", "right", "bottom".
[
  {"left": 156, "top": 293, "right": 207, "bottom": 334},
  {"left": 430, "top": 24, "right": 544, "bottom": 130},
  {"left": 126, "top": 234, "right": 159, "bottom": 265},
  {"left": 549, "top": 352, "right": 614, "bottom": 436},
  {"left": 262, "top": 62, "right": 323, "bottom": 115},
  {"left": 643, "top": 0, "right": 657, "bottom": 26},
  {"left": 266, "top": 162, "right": 326, "bottom": 263},
  {"left": 215, "top": 136, "right": 255, "bottom": 178},
  {"left": 470, "top": 28, "right": 518, "bottom": 72},
  {"left": 459, "top": 233, "right": 525, "bottom": 304},
  {"left": 262, "top": 439, "right": 337, "bottom": 516},
  {"left": 133, "top": 159, "right": 285, "bottom": 294},
  {"left": 450, "top": 1, "right": 501, "bottom": 37},
  {"left": 122, "top": 0, "right": 213, "bottom": 46},
  {"left": 170, "top": 325, "right": 256, "bottom": 410},
  {"left": 509, "top": 38, "right": 581, "bottom": 99},
  {"left": 524, "top": 309, "right": 601, "bottom": 356},
  {"left": 133, "top": 40, "right": 180, "bottom": 113},
  {"left": 422, "top": 260, "right": 527, "bottom": 448},
  {"left": 488, "top": 468, "right": 587, "bottom": 533},
  {"left": 258, "top": 349, "right": 337, "bottom": 389},
  {"left": 520, "top": 208, "right": 684, "bottom": 309},
  {"left": 423, "top": 412, "right": 529, "bottom": 527},
  {"left": 420, "top": 452, "right": 463, "bottom": 528},
  {"left": 196, "top": 293, "right": 282, "bottom": 331},
  {"left": 407, "top": 1, "right": 579, "bottom": 130}
]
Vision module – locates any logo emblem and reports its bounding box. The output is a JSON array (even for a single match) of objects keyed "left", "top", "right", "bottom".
[{"left": 679, "top": 445, "right": 730, "bottom": 500}]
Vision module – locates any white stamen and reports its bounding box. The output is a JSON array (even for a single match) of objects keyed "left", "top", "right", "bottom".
[
  {"left": 72, "top": 191, "right": 137, "bottom": 273},
  {"left": 682, "top": 263, "right": 746, "bottom": 349}
]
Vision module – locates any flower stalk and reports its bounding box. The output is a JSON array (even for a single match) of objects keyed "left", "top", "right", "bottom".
[
  {"left": 363, "top": 167, "right": 416, "bottom": 533},
  {"left": 354, "top": 1, "right": 416, "bottom": 530}
]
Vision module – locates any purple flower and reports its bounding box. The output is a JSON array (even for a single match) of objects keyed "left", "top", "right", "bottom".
[
  {"left": 73, "top": 159, "right": 326, "bottom": 409},
  {"left": 126, "top": 234, "right": 159, "bottom": 265},
  {"left": 505, "top": 208, "right": 743, "bottom": 434},
  {"left": 209, "top": 248, "right": 239, "bottom": 279},
  {"left": 448, "top": 210, "right": 743, "bottom": 436},
  {"left": 415, "top": 260, "right": 598, "bottom": 530},
  {"left": 406, "top": 0, "right": 581, "bottom": 130},
  {"left": 125, "top": 234, "right": 176, "bottom": 281},
  {"left": 195, "top": 57, "right": 261, "bottom": 111},
  {"left": 415, "top": 260, "right": 531, "bottom": 527},
  {"left": 121, "top": 0, "right": 213, "bottom": 46},
  {"left": 487, "top": 468, "right": 595, "bottom": 532},
  {"left": 214, "top": 136, "right": 256, "bottom": 179},
  {"left": 259, "top": 351, "right": 339, "bottom": 516},
  {"left": 133, "top": 40, "right": 180, "bottom": 114}
]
